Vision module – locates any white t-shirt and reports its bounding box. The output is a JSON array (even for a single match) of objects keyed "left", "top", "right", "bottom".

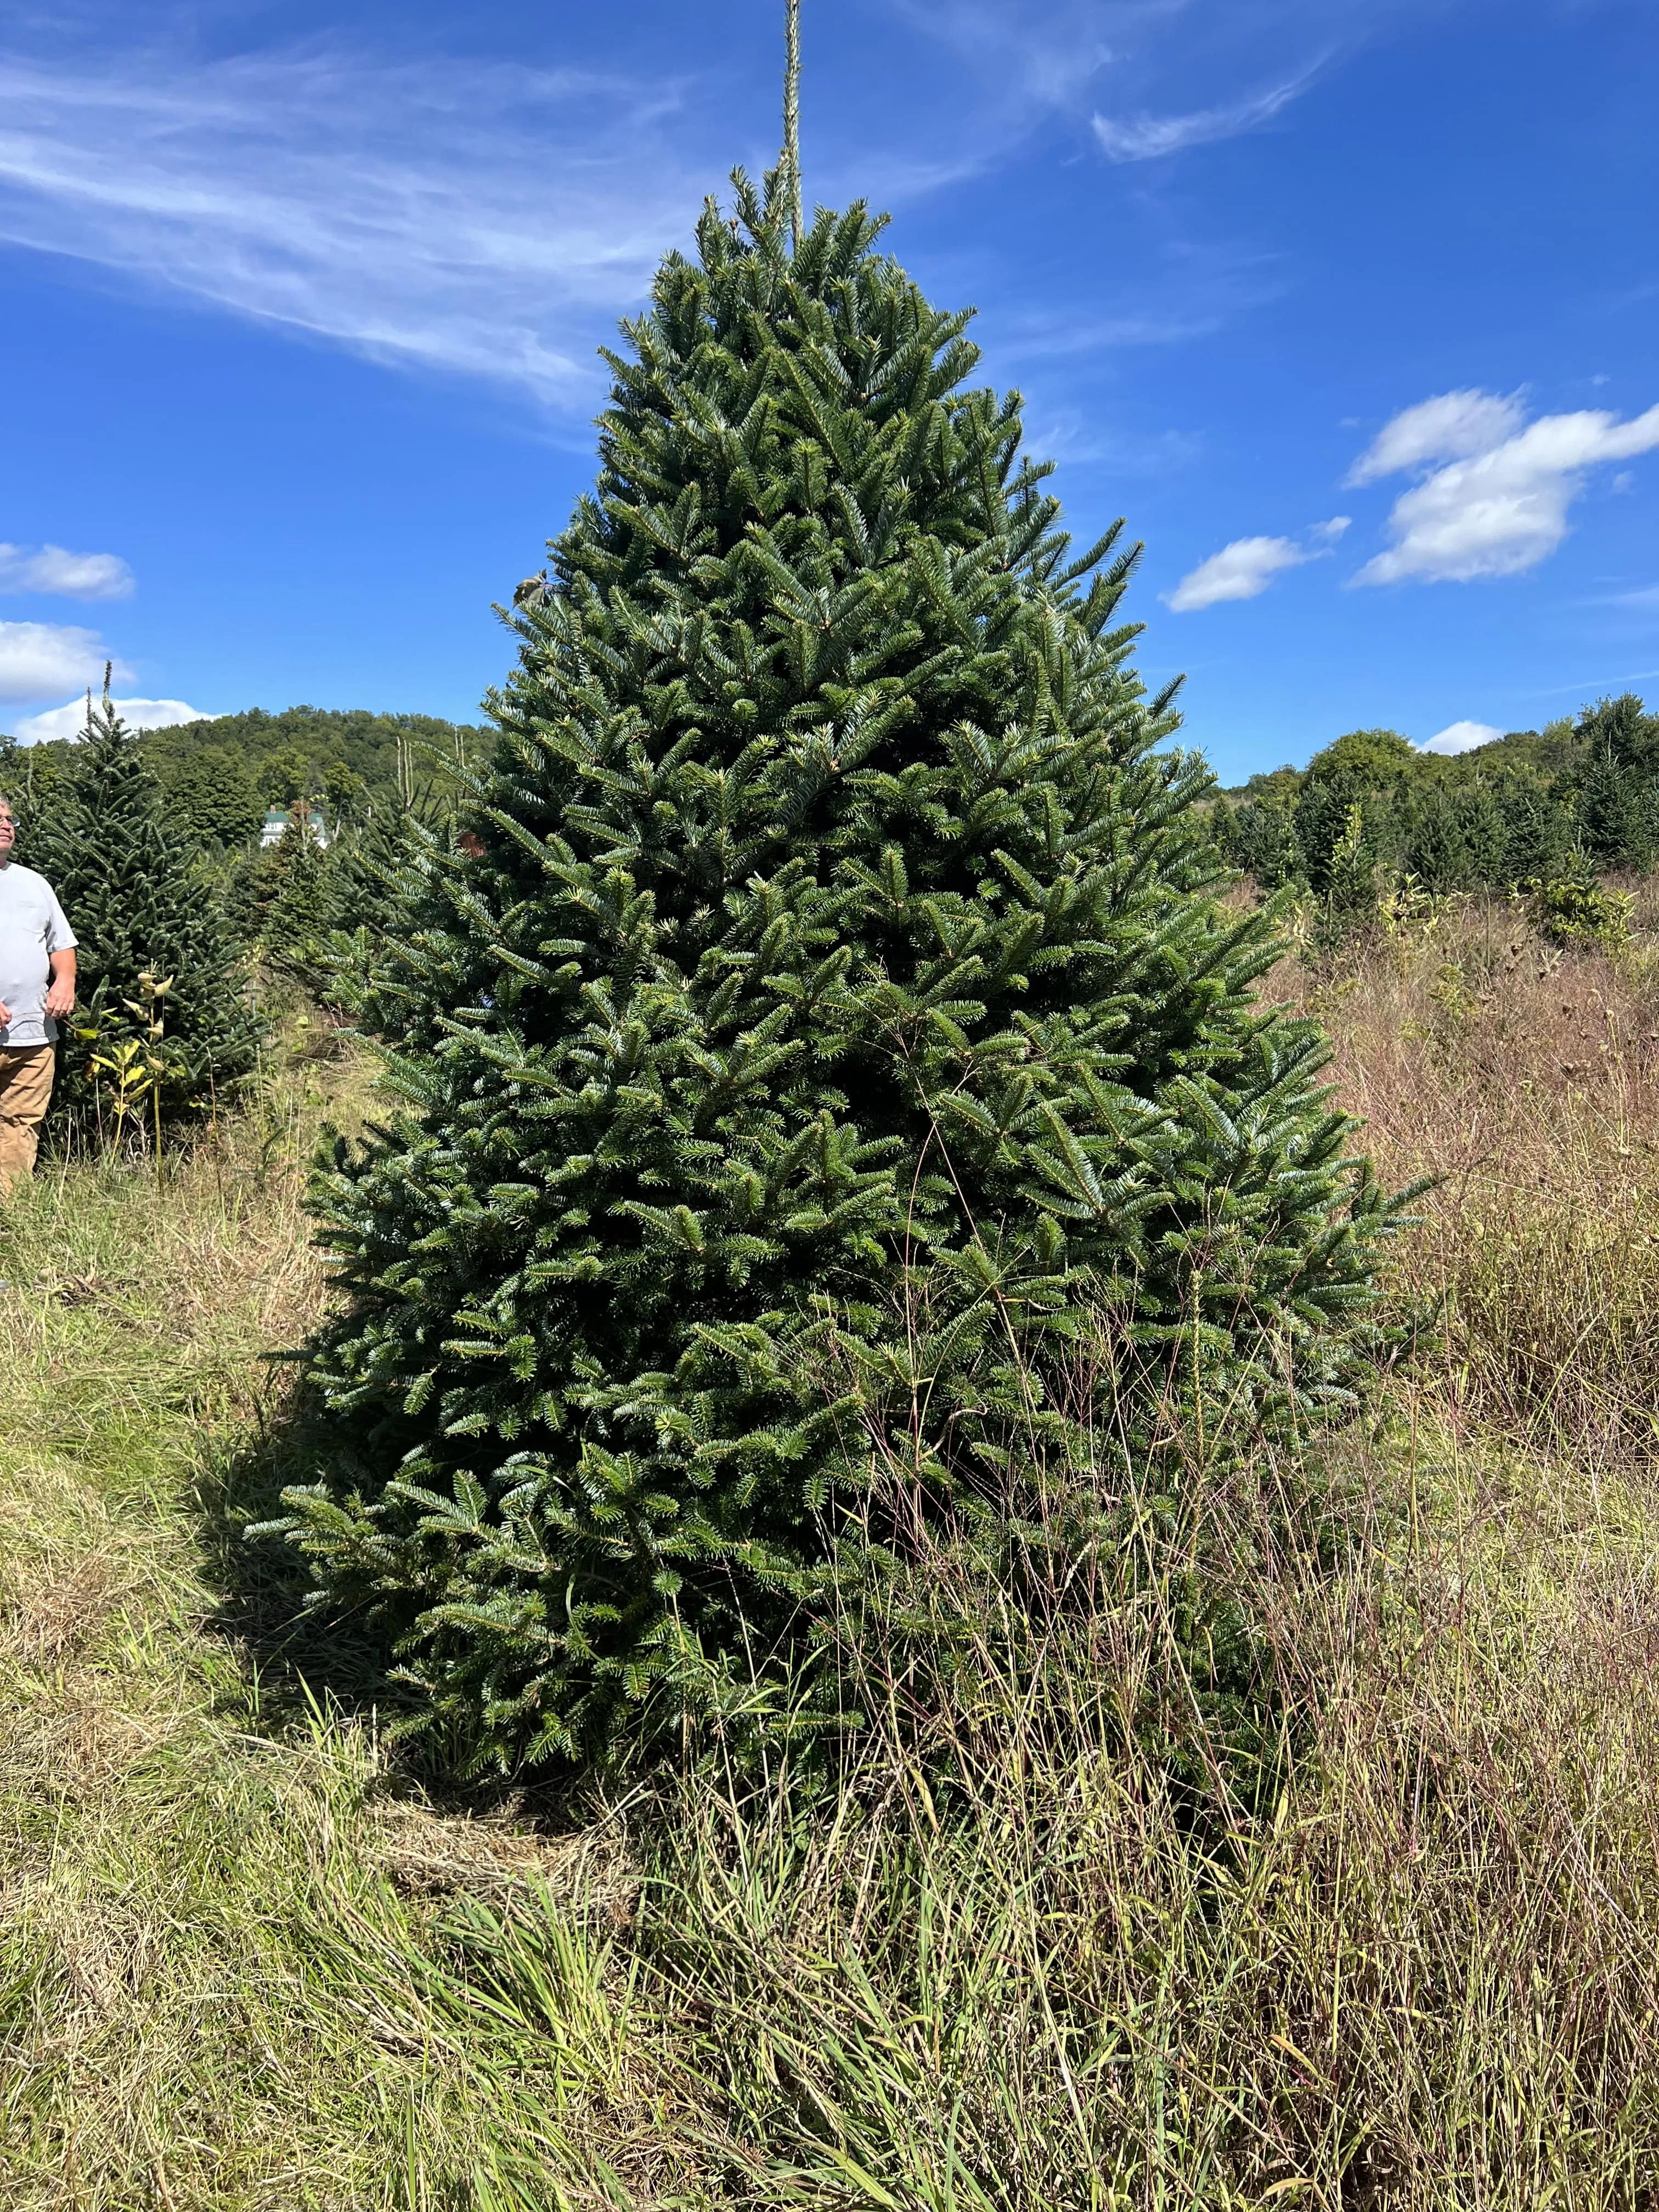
[{"left": 0, "top": 862, "right": 77, "bottom": 1048}]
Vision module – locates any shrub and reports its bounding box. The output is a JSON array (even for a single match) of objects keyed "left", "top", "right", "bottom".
[
  {"left": 1531, "top": 850, "right": 1633, "bottom": 952},
  {"left": 277, "top": 182, "right": 1402, "bottom": 1769}
]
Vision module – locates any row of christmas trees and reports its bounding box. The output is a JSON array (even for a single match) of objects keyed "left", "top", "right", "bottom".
[
  {"left": 10, "top": 688, "right": 429, "bottom": 1140},
  {"left": 1217, "top": 695, "right": 1659, "bottom": 904}
]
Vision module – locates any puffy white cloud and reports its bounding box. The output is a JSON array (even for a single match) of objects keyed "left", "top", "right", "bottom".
[
  {"left": 1164, "top": 517, "right": 1349, "bottom": 612},
  {"left": 1165, "top": 537, "right": 1308, "bottom": 611},
  {"left": 0, "top": 544, "right": 134, "bottom": 599},
  {"left": 1092, "top": 70, "right": 1317, "bottom": 161},
  {"left": 1420, "top": 719, "right": 1505, "bottom": 757},
  {"left": 1350, "top": 392, "right": 1659, "bottom": 585},
  {"left": 12, "top": 695, "right": 209, "bottom": 746},
  {"left": 1346, "top": 390, "right": 1525, "bottom": 486},
  {"left": 0, "top": 622, "right": 123, "bottom": 705}
]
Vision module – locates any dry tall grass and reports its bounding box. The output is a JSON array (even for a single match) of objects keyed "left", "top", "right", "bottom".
[
  {"left": 1277, "top": 883, "right": 1659, "bottom": 1464},
  {"left": 4, "top": 923, "right": 1659, "bottom": 2208},
  {"left": 606, "top": 1413, "right": 1659, "bottom": 2208}
]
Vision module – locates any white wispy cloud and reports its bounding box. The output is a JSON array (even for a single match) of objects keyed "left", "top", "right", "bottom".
[
  {"left": 0, "top": 543, "right": 133, "bottom": 599},
  {"left": 1164, "top": 516, "right": 1348, "bottom": 612},
  {"left": 999, "top": 307, "right": 1246, "bottom": 360},
  {"left": 1023, "top": 415, "right": 1203, "bottom": 472},
  {"left": 0, "top": 48, "right": 712, "bottom": 405},
  {"left": 0, "top": 10, "right": 1374, "bottom": 414},
  {"left": 886, "top": 0, "right": 1124, "bottom": 111},
  {"left": 0, "top": 621, "right": 125, "bottom": 705},
  {"left": 13, "top": 694, "right": 208, "bottom": 746},
  {"left": 893, "top": 1, "right": 1401, "bottom": 128},
  {"left": 1420, "top": 719, "right": 1504, "bottom": 757},
  {"left": 1351, "top": 392, "right": 1659, "bottom": 585},
  {"left": 986, "top": 240, "right": 1293, "bottom": 376},
  {"left": 1092, "top": 70, "right": 1318, "bottom": 162}
]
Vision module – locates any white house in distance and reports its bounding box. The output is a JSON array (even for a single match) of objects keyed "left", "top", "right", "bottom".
[{"left": 260, "top": 804, "right": 330, "bottom": 849}]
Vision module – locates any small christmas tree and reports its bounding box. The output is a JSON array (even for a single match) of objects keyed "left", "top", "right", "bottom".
[
  {"left": 280, "top": 180, "right": 1402, "bottom": 1768},
  {"left": 38, "top": 690, "right": 263, "bottom": 1135},
  {"left": 312, "top": 798, "right": 442, "bottom": 1012},
  {"left": 251, "top": 810, "right": 336, "bottom": 972}
]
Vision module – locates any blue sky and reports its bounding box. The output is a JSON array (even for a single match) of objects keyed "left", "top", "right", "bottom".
[{"left": 1, "top": 0, "right": 1654, "bottom": 781}]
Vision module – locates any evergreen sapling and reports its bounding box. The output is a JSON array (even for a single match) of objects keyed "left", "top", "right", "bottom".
[{"left": 36, "top": 695, "right": 262, "bottom": 1134}]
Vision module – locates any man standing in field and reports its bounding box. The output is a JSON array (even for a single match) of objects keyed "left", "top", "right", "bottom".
[{"left": 0, "top": 797, "right": 77, "bottom": 1189}]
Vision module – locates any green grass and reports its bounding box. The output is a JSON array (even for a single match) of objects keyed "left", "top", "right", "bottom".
[{"left": 5, "top": 959, "right": 1659, "bottom": 2209}]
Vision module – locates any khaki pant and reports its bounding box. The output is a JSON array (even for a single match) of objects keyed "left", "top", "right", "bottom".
[{"left": 0, "top": 1046, "right": 55, "bottom": 1190}]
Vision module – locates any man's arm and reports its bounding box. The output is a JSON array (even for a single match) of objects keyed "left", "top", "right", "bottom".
[{"left": 44, "top": 948, "right": 76, "bottom": 1022}]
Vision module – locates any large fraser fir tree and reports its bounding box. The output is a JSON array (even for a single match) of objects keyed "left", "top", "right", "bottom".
[
  {"left": 38, "top": 698, "right": 262, "bottom": 1131},
  {"left": 284, "top": 183, "right": 1400, "bottom": 1766}
]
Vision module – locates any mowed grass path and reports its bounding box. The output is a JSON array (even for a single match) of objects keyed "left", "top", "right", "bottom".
[
  {"left": 0, "top": 1066, "right": 665, "bottom": 2211},
  {"left": 5, "top": 924, "right": 1659, "bottom": 2208}
]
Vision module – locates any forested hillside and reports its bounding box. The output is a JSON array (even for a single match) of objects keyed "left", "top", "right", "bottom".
[
  {"left": 0, "top": 703, "right": 486, "bottom": 847},
  {"left": 0, "top": 703, "right": 488, "bottom": 996}
]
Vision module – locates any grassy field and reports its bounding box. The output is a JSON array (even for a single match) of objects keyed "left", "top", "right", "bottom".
[{"left": 4, "top": 901, "right": 1659, "bottom": 2210}]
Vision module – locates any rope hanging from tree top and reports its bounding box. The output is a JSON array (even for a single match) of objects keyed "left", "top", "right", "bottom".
[{"left": 783, "top": 0, "right": 803, "bottom": 252}]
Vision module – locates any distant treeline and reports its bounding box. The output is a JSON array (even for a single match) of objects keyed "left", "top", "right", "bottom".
[
  {"left": 1214, "top": 693, "right": 1659, "bottom": 902},
  {"left": 0, "top": 703, "right": 488, "bottom": 848}
]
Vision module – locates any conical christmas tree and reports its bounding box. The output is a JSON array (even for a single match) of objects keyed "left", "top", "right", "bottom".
[
  {"left": 40, "top": 697, "right": 262, "bottom": 1132},
  {"left": 283, "top": 182, "right": 1400, "bottom": 1767}
]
